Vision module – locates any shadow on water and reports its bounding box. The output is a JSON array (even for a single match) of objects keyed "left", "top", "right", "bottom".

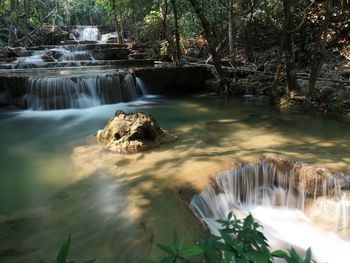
[
  {"left": 0, "top": 170, "right": 203, "bottom": 263},
  {"left": 1, "top": 95, "right": 350, "bottom": 262}
]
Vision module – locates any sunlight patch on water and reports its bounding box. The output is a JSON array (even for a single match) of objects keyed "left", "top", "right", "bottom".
[{"left": 1, "top": 96, "right": 350, "bottom": 262}]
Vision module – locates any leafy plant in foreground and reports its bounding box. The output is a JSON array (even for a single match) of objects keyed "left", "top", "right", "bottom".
[
  {"left": 37, "top": 235, "right": 95, "bottom": 263},
  {"left": 144, "top": 212, "right": 317, "bottom": 263},
  {"left": 38, "top": 213, "right": 316, "bottom": 263},
  {"left": 140, "top": 229, "right": 204, "bottom": 263}
]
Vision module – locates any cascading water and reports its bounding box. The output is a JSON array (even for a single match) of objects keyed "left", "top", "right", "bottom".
[
  {"left": 136, "top": 77, "right": 147, "bottom": 96},
  {"left": 190, "top": 159, "right": 350, "bottom": 263},
  {"left": 26, "top": 73, "right": 146, "bottom": 110},
  {"left": 15, "top": 46, "right": 94, "bottom": 65},
  {"left": 77, "top": 26, "right": 100, "bottom": 42}
]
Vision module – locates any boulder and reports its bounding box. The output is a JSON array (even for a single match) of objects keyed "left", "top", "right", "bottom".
[
  {"left": 269, "top": 157, "right": 349, "bottom": 196},
  {"left": 96, "top": 111, "right": 172, "bottom": 153}
]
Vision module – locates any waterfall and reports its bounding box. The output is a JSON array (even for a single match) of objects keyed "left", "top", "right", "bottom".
[
  {"left": 52, "top": 47, "right": 94, "bottom": 61},
  {"left": 136, "top": 77, "right": 148, "bottom": 96},
  {"left": 190, "top": 159, "right": 350, "bottom": 263},
  {"left": 26, "top": 73, "right": 146, "bottom": 110},
  {"left": 77, "top": 26, "right": 100, "bottom": 41},
  {"left": 15, "top": 46, "right": 94, "bottom": 65}
]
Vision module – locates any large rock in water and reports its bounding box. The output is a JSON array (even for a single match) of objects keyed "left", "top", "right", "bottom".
[{"left": 96, "top": 111, "right": 167, "bottom": 153}]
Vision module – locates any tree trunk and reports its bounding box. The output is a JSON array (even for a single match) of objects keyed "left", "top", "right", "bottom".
[
  {"left": 170, "top": 0, "right": 181, "bottom": 65},
  {"left": 270, "top": 34, "right": 286, "bottom": 105},
  {"left": 119, "top": 16, "right": 125, "bottom": 43},
  {"left": 241, "top": 22, "right": 253, "bottom": 61},
  {"left": 113, "top": 14, "right": 124, "bottom": 44},
  {"left": 306, "top": 0, "right": 332, "bottom": 99},
  {"left": 228, "top": 0, "right": 234, "bottom": 54},
  {"left": 188, "top": 0, "right": 227, "bottom": 92},
  {"left": 24, "top": 0, "right": 30, "bottom": 47},
  {"left": 283, "top": 0, "right": 298, "bottom": 96},
  {"left": 110, "top": 0, "right": 124, "bottom": 44},
  {"left": 8, "top": 0, "right": 18, "bottom": 46},
  {"left": 160, "top": 0, "right": 177, "bottom": 62}
]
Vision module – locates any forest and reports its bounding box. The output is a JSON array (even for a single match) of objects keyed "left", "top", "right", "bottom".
[
  {"left": 0, "top": 0, "right": 349, "bottom": 112},
  {"left": 0, "top": 1, "right": 350, "bottom": 263}
]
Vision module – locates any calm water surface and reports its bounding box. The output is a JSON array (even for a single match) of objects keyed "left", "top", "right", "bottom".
[{"left": 0, "top": 95, "right": 349, "bottom": 262}]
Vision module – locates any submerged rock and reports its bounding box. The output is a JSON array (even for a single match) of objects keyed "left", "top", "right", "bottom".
[
  {"left": 96, "top": 111, "right": 173, "bottom": 153},
  {"left": 269, "top": 157, "right": 349, "bottom": 196}
]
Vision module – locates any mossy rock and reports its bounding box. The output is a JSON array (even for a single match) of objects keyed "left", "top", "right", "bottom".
[{"left": 96, "top": 110, "right": 175, "bottom": 153}]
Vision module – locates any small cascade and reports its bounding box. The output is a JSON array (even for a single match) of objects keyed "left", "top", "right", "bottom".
[
  {"left": 26, "top": 73, "right": 146, "bottom": 110},
  {"left": 190, "top": 159, "right": 350, "bottom": 262},
  {"left": 15, "top": 46, "right": 94, "bottom": 66},
  {"left": 136, "top": 77, "right": 148, "bottom": 96},
  {"left": 16, "top": 51, "right": 45, "bottom": 63},
  {"left": 53, "top": 48, "right": 94, "bottom": 61},
  {"left": 77, "top": 26, "right": 100, "bottom": 42},
  {"left": 101, "top": 32, "right": 117, "bottom": 43}
]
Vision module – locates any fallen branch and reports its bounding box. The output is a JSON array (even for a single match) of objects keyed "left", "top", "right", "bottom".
[
  {"left": 191, "top": 62, "right": 350, "bottom": 84},
  {"left": 206, "top": 36, "right": 228, "bottom": 64},
  {"left": 14, "top": 6, "right": 58, "bottom": 44}
]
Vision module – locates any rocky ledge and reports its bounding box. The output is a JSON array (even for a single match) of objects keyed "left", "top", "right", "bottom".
[
  {"left": 96, "top": 111, "right": 175, "bottom": 153},
  {"left": 267, "top": 157, "right": 350, "bottom": 196}
]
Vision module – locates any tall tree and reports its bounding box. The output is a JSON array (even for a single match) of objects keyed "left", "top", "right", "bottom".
[
  {"left": 187, "top": 0, "right": 228, "bottom": 92},
  {"left": 283, "top": 0, "right": 298, "bottom": 96},
  {"left": 228, "top": 0, "right": 234, "bottom": 54},
  {"left": 170, "top": 0, "right": 181, "bottom": 65},
  {"left": 159, "top": 0, "right": 177, "bottom": 61},
  {"left": 24, "top": 0, "right": 30, "bottom": 47},
  {"left": 306, "top": 0, "right": 333, "bottom": 99}
]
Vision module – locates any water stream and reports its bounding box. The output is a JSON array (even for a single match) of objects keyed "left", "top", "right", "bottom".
[
  {"left": 1, "top": 95, "right": 350, "bottom": 262},
  {"left": 190, "top": 159, "right": 350, "bottom": 262},
  {"left": 1, "top": 27, "right": 350, "bottom": 261},
  {"left": 26, "top": 74, "right": 145, "bottom": 110}
]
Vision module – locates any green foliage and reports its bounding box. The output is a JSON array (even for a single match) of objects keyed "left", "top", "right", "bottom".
[
  {"left": 135, "top": 10, "right": 164, "bottom": 42},
  {"left": 140, "top": 229, "right": 204, "bottom": 263},
  {"left": 37, "top": 214, "right": 317, "bottom": 263},
  {"left": 144, "top": 212, "right": 317, "bottom": 263},
  {"left": 37, "top": 235, "right": 95, "bottom": 263}
]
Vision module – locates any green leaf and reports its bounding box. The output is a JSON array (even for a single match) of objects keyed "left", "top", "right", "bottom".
[
  {"left": 201, "top": 243, "right": 221, "bottom": 262},
  {"left": 37, "top": 258, "right": 46, "bottom": 263},
  {"left": 179, "top": 245, "right": 204, "bottom": 256},
  {"left": 55, "top": 235, "right": 71, "bottom": 263},
  {"left": 83, "top": 260, "right": 96, "bottom": 263},
  {"left": 227, "top": 212, "right": 233, "bottom": 221},
  {"left": 289, "top": 248, "right": 303, "bottom": 263},
  {"left": 178, "top": 256, "right": 192, "bottom": 263},
  {"left": 139, "top": 260, "right": 156, "bottom": 263},
  {"left": 172, "top": 229, "right": 180, "bottom": 252},
  {"left": 157, "top": 244, "right": 174, "bottom": 255},
  {"left": 304, "top": 248, "right": 312, "bottom": 263},
  {"left": 223, "top": 250, "right": 233, "bottom": 263},
  {"left": 245, "top": 251, "right": 271, "bottom": 263}
]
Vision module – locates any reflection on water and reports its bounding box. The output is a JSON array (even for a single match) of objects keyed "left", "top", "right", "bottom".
[{"left": 1, "top": 95, "right": 350, "bottom": 262}]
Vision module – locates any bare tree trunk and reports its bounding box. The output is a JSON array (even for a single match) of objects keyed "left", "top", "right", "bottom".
[
  {"left": 8, "top": 0, "right": 18, "bottom": 46},
  {"left": 110, "top": 0, "right": 124, "bottom": 44},
  {"left": 306, "top": 0, "right": 332, "bottom": 99},
  {"left": 112, "top": 14, "right": 124, "bottom": 44},
  {"left": 160, "top": 0, "right": 177, "bottom": 61},
  {"left": 119, "top": 16, "right": 125, "bottom": 42},
  {"left": 228, "top": 0, "right": 234, "bottom": 54},
  {"left": 341, "top": 0, "right": 349, "bottom": 9},
  {"left": 270, "top": 34, "right": 286, "bottom": 105},
  {"left": 170, "top": 0, "right": 181, "bottom": 65},
  {"left": 283, "top": 0, "right": 298, "bottom": 96},
  {"left": 241, "top": 22, "right": 253, "bottom": 61},
  {"left": 24, "top": 0, "right": 30, "bottom": 47},
  {"left": 188, "top": 0, "right": 227, "bottom": 92}
]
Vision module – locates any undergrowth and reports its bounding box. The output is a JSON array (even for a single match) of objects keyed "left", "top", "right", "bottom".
[{"left": 38, "top": 213, "right": 316, "bottom": 263}]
